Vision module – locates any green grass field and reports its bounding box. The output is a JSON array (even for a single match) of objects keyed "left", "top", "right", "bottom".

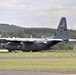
[{"left": 0, "top": 50, "right": 76, "bottom": 72}]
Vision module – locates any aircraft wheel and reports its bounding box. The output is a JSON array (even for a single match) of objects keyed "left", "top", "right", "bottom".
[
  {"left": 8, "top": 50, "right": 12, "bottom": 52},
  {"left": 23, "top": 50, "right": 30, "bottom": 52},
  {"left": 32, "top": 50, "right": 39, "bottom": 52}
]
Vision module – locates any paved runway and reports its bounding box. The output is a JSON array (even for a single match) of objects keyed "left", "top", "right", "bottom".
[{"left": 0, "top": 71, "right": 76, "bottom": 75}]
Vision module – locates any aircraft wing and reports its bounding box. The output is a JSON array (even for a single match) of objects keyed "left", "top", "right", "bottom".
[
  {"left": 0, "top": 38, "right": 35, "bottom": 43},
  {"left": 0, "top": 38, "right": 64, "bottom": 43}
]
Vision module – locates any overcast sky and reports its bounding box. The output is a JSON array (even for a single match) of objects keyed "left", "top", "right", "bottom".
[{"left": 0, "top": 0, "right": 76, "bottom": 29}]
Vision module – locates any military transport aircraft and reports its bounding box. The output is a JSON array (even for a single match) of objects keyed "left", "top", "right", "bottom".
[{"left": 0, "top": 17, "right": 71, "bottom": 52}]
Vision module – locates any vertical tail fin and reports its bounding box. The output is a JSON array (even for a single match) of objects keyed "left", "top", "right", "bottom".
[{"left": 54, "top": 17, "right": 68, "bottom": 39}]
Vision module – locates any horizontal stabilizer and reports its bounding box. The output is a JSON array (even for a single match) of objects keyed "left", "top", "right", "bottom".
[{"left": 68, "top": 39, "right": 76, "bottom": 41}]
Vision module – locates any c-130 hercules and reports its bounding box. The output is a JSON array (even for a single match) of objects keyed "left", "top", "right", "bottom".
[{"left": 0, "top": 17, "right": 73, "bottom": 52}]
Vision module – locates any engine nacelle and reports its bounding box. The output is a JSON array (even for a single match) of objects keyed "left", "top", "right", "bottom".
[{"left": 3, "top": 42, "right": 22, "bottom": 51}]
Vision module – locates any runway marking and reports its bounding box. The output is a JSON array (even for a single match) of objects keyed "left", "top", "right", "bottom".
[{"left": 58, "top": 74, "right": 76, "bottom": 75}]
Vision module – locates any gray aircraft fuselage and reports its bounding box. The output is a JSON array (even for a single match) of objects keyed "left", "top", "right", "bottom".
[
  {"left": 1, "top": 17, "right": 68, "bottom": 52},
  {"left": 3, "top": 39, "right": 60, "bottom": 52}
]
